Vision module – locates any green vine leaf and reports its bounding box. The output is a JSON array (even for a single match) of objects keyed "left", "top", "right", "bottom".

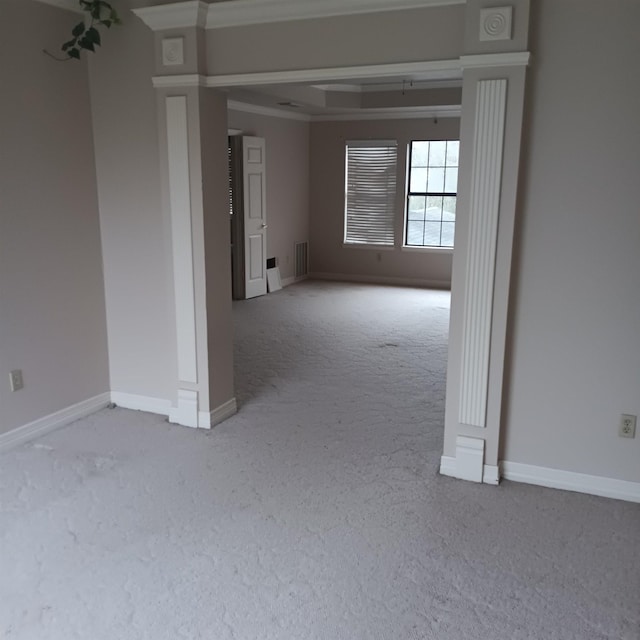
[
  {"left": 86, "top": 27, "right": 101, "bottom": 45},
  {"left": 50, "top": 0, "right": 121, "bottom": 61}
]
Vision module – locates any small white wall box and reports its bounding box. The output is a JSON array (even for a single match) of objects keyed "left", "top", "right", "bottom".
[{"left": 266, "top": 267, "right": 282, "bottom": 292}]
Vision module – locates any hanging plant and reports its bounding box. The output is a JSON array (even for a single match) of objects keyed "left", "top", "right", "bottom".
[{"left": 46, "top": 0, "right": 122, "bottom": 61}]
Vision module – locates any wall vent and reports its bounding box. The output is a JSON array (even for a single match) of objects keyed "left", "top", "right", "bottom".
[{"left": 294, "top": 241, "right": 308, "bottom": 278}]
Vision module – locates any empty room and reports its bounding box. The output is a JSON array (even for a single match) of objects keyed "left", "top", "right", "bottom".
[{"left": 1, "top": 0, "right": 639, "bottom": 638}]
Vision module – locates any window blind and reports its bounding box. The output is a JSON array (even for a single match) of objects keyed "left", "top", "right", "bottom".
[{"left": 344, "top": 140, "right": 397, "bottom": 246}]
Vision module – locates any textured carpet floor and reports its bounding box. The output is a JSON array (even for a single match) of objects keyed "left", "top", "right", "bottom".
[{"left": 1, "top": 281, "right": 639, "bottom": 639}]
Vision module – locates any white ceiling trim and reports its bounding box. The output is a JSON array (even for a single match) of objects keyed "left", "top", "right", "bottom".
[
  {"left": 130, "top": 0, "right": 465, "bottom": 32},
  {"left": 227, "top": 101, "right": 460, "bottom": 123},
  {"left": 205, "top": 60, "right": 462, "bottom": 89},
  {"left": 34, "top": 0, "right": 83, "bottom": 13},
  {"left": 206, "top": 0, "right": 465, "bottom": 30},
  {"left": 133, "top": 1, "right": 208, "bottom": 31},
  {"left": 227, "top": 100, "right": 311, "bottom": 122},
  {"left": 311, "top": 105, "right": 461, "bottom": 121}
]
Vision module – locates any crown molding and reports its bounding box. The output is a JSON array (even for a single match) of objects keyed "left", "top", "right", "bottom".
[
  {"left": 205, "top": 59, "right": 462, "bottom": 88},
  {"left": 206, "top": 0, "right": 465, "bottom": 30},
  {"left": 228, "top": 100, "right": 311, "bottom": 122},
  {"left": 33, "top": 0, "right": 83, "bottom": 13},
  {"left": 130, "top": 0, "right": 464, "bottom": 32},
  {"left": 227, "top": 101, "right": 460, "bottom": 123},
  {"left": 460, "top": 51, "right": 531, "bottom": 69},
  {"left": 133, "top": 1, "right": 208, "bottom": 31},
  {"left": 311, "top": 105, "right": 461, "bottom": 121}
]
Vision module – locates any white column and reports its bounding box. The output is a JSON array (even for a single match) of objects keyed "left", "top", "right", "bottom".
[
  {"left": 165, "top": 94, "right": 199, "bottom": 428},
  {"left": 458, "top": 78, "right": 507, "bottom": 428}
]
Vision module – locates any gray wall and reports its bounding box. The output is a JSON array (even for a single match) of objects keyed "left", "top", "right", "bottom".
[
  {"left": 0, "top": 0, "right": 110, "bottom": 434},
  {"left": 503, "top": 0, "right": 640, "bottom": 482},
  {"left": 207, "top": 5, "right": 465, "bottom": 75},
  {"left": 88, "top": 9, "right": 177, "bottom": 403},
  {"left": 228, "top": 109, "right": 310, "bottom": 282},
  {"left": 309, "top": 118, "right": 460, "bottom": 286}
]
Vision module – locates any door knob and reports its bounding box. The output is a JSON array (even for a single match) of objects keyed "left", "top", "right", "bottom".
[{"left": 261, "top": 223, "right": 268, "bottom": 228}]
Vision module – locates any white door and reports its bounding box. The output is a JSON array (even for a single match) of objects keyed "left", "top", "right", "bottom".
[{"left": 242, "top": 136, "right": 267, "bottom": 299}]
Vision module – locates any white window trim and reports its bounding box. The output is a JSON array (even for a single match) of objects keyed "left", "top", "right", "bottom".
[{"left": 401, "top": 245, "right": 453, "bottom": 253}]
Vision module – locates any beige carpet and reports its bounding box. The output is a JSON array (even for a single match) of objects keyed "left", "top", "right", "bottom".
[{"left": 1, "top": 281, "right": 638, "bottom": 639}]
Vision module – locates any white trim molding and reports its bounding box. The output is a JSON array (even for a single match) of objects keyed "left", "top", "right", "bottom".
[
  {"left": 439, "top": 455, "right": 500, "bottom": 486},
  {"left": 131, "top": 0, "right": 465, "bottom": 32},
  {"left": 0, "top": 393, "right": 111, "bottom": 453},
  {"left": 152, "top": 74, "right": 206, "bottom": 89},
  {"left": 312, "top": 105, "right": 461, "bottom": 122},
  {"left": 206, "top": 0, "right": 465, "bottom": 29},
  {"left": 198, "top": 397, "right": 238, "bottom": 428},
  {"left": 205, "top": 60, "right": 462, "bottom": 89},
  {"left": 460, "top": 52, "right": 531, "bottom": 69},
  {"left": 311, "top": 272, "right": 450, "bottom": 290},
  {"left": 228, "top": 100, "right": 310, "bottom": 122},
  {"left": 502, "top": 462, "right": 640, "bottom": 504},
  {"left": 133, "top": 1, "right": 208, "bottom": 31},
  {"left": 223, "top": 101, "right": 461, "bottom": 123},
  {"left": 169, "top": 389, "right": 199, "bottom": 428},
  {"left": 455, "top": 435, "right": 485, "bottom": 482},
  {"left": 281, "top": 274, "right": 309, "bottom": 288},
  {"left": 110, "top": 392, "right": 172, "bottom": 416}
]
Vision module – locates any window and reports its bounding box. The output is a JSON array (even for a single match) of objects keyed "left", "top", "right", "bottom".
[
  {"left": 344, "top": 140, "right": 397, "bottom": 246},
  {"left": 405, "top": 140, "right": 459, "bottom": 248}
]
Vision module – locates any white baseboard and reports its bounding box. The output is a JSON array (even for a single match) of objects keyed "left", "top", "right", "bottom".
[
  {"left": 281, "top": 274, "right": 309, "bottom": 288},
  {"left": 311, "top": 271, "right": 450, "bottom": 290},
  {"left": 439, "top": 455, "right": 500, "bottom": 485},
  {"left": 169, "top": 389, "right": 199, "bottom": 428},
  {"left": 0, "top": 392, "right": 111, "bottom": 453},
  {"left": 439, "top": 455, "right": 457, "bottom": 477},
  {"left": 110, "top": 391, "right": 172, "bottom": 416},
  {"left": 199, "top": 397, "right": 238, "bottom": 428},
  {"left": 502, "top": 461, "right": 640, "bottom": 504}
]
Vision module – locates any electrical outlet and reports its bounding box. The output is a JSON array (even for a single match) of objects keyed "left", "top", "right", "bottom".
[
  {"left": 9, "top": 369, "right": 24, "bottom": 392},
  {"left": 619, "top": 414, "right": 636, "bottom": 439}
]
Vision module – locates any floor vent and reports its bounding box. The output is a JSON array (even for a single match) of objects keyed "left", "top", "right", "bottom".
[{"left": 295, "top": 241, "right": 308, "bottom": 278}]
